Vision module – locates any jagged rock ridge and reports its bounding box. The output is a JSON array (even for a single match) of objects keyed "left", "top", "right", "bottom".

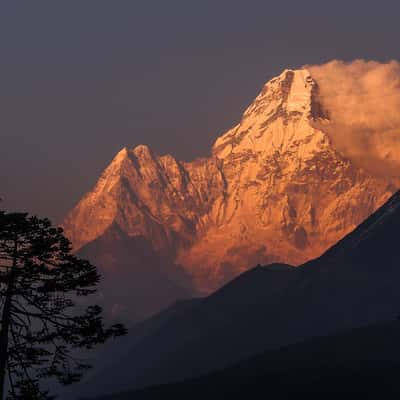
[{"left": 63, "top": 68, "right": 394, "bottom": 295}]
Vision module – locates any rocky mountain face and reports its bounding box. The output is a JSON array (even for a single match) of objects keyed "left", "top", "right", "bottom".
[{"left": 63, "top": 68, "right": 395, "bottom": 298}]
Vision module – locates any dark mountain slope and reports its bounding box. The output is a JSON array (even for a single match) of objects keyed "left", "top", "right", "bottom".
[
  {"left": 82, "top": 191, "right": 400, "bottom": 398},
  {"left": 79, "top": 264, "right": 297, "bottom": 398},
  {"left": 60, "top": 298, "right": 201, "bottom": 400},
  {"left": 99, "top": 320, "right": 400, "bottom": 399}
]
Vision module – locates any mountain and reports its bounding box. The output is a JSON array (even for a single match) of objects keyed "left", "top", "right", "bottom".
[
  {"left": 98, "top": 320, "right": 400, "bottom": 399},
  {"left": 59, "top": 299, "right": 200, "bottom": 400},
  {"left": 77, "top": 190, "right": 400, "bottom": 398},
  {"left": 78, "top": 224, "right": 194, "bottom": 322},
  {"left": 63, "top": 67, "right": 394, "bottom": 315}
]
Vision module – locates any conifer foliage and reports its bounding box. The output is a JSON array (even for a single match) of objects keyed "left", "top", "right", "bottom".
[{"left": 0, "top": 212, "right": 126, "bottom": 399}]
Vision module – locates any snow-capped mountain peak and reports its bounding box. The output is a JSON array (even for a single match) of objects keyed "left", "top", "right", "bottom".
[
  {"left": 212, "top": 68, "right": 329, "bottom": 160},
  {"left": 63, "top": 67, "right": 394, "bottom": 295}
]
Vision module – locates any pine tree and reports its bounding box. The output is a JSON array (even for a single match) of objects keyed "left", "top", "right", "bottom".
[{"left": 0, "top": 212, "right": 126, "bottom": 399}]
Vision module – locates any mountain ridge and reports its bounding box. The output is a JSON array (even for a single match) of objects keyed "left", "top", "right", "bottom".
[
  {"left": 97, "top": 320, "right": 400, "bottom": 400},
  {"left": 63, "top": 66, "right": 394, "bottom": 301}
]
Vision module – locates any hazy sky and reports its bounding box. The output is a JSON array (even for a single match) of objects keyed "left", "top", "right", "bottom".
[{"left": 1, "top": 0, "right": 400, "bottom": 222}]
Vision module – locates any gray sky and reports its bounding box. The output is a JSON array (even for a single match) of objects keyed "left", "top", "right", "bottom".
[{"left": 1, "top": 0, "right": 400, "bottom": 222}]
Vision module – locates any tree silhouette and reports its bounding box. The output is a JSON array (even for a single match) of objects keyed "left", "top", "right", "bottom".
[{"left": 0, "top": 212, "right": 127, "bottom": 400}]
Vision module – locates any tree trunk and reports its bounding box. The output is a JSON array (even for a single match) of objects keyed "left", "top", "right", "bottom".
[
  {"left": 0, "top": 271, "right": 15, "bottom": 400},
  {"left": 0, "top": 237, "right": 17, "bottom": 400}
]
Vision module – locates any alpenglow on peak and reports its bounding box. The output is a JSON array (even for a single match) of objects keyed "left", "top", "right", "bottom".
[{"left": 63, "top": 66, "right": 393, "bottom": 302}]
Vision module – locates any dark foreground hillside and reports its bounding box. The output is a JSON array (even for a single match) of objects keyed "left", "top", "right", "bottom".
[
  {"left": 78, "top": 192, "right": 400, "bottom": 398},
  {"left": 72, "top": 193, "right": 400, "bottom": 398},
  {"left": 97, "top": 320, "right": 400, "bottom": 399}
]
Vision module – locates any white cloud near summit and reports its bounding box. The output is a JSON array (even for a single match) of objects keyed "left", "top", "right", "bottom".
[{"left": 308, "top": 60, "right": 400, "bottom": 179}]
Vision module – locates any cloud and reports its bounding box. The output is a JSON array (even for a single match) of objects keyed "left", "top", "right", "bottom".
[{"left": 307, "top": 60, "right": 400, "bottom": 179}]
